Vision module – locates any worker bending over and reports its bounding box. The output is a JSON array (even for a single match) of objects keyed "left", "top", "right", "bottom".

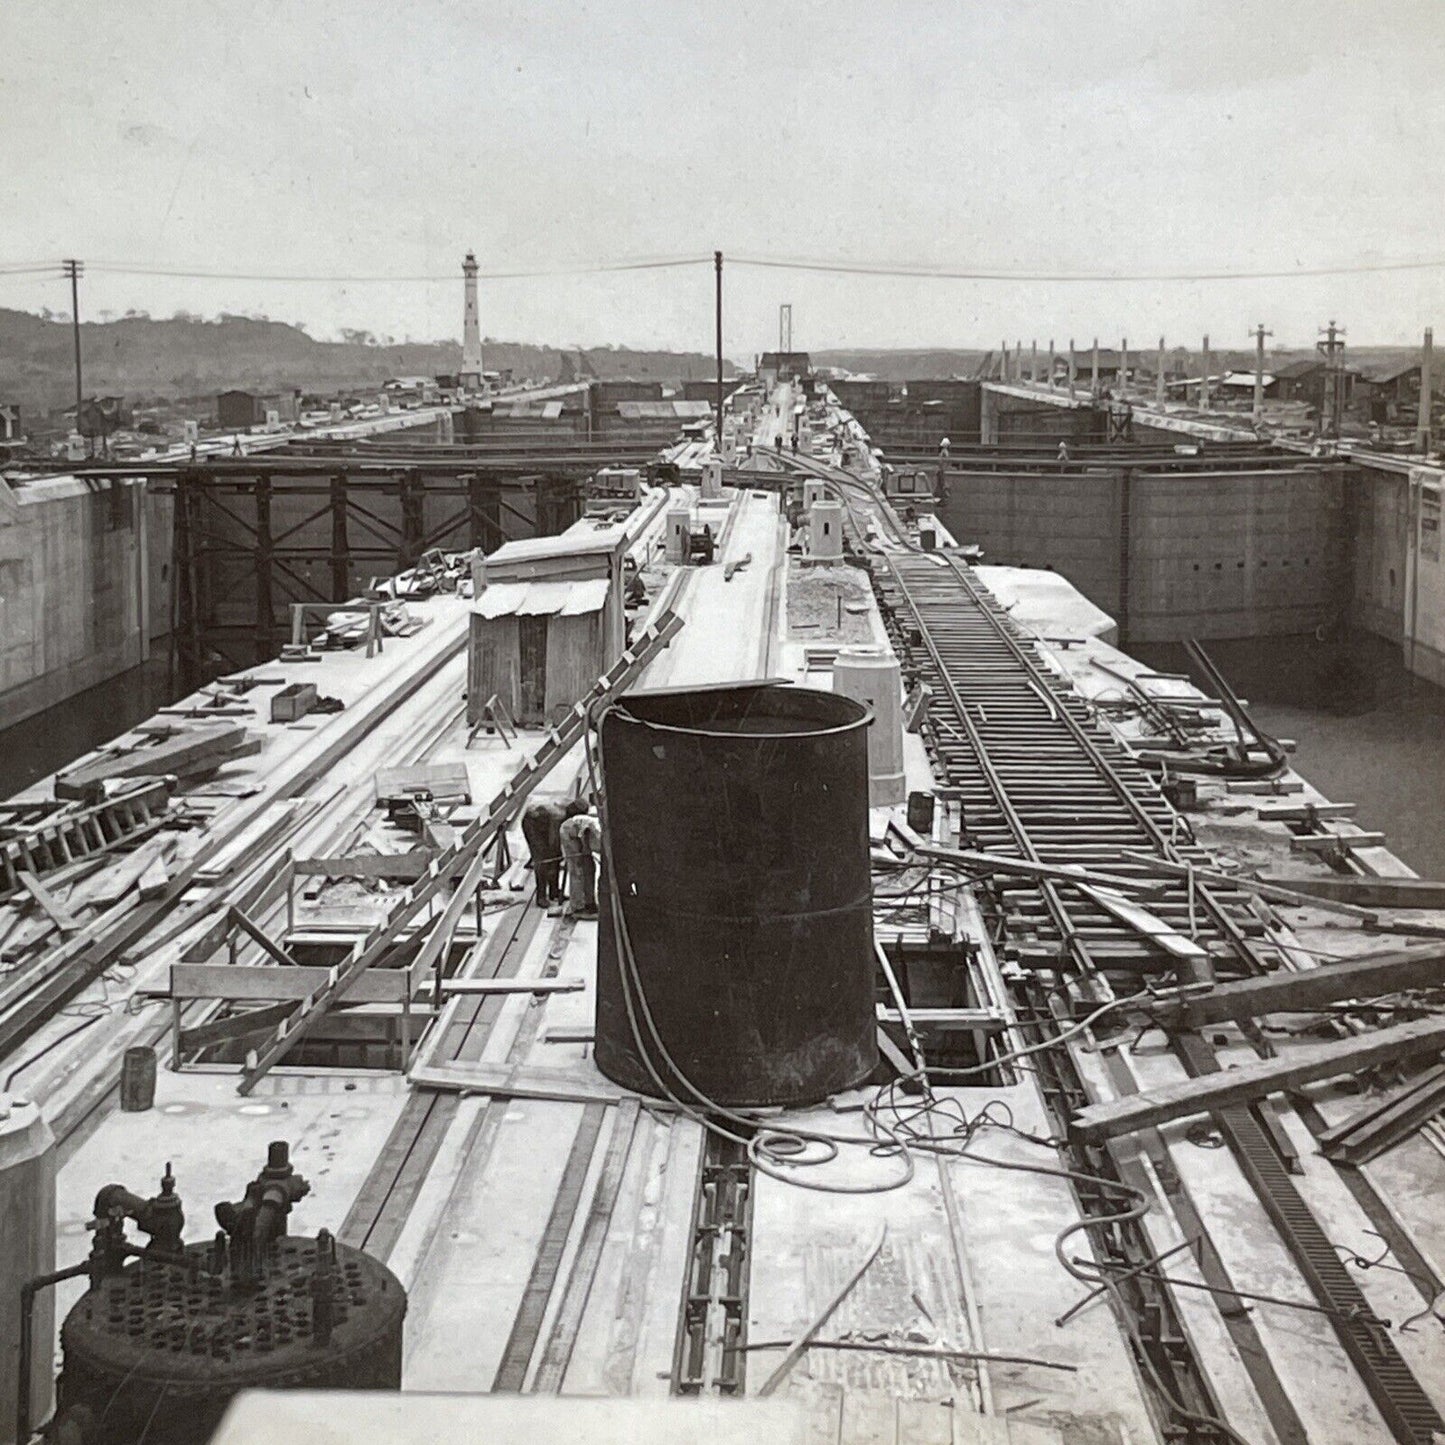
[
  {"left": 559, "top": 803, "right": 602, "bottom": 920},
  {"left": 521, "top": 796, "right": 588, "bottom": 915}
]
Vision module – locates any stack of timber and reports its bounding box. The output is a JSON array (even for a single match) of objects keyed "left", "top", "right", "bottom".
[{"left": 55, "top": 723, "right": 260, "bottom": 801}]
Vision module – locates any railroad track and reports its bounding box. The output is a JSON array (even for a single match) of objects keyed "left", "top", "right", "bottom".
[
  {"left": 875, "top": 551, "right": 1265, "bottom": 981},
  {"left": 810, "top": 455, "right": 1445, "bottom": 1444}
]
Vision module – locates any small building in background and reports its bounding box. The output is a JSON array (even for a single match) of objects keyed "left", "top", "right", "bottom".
[
  {"left": 467, "top": 530, "right": 628, "bottom": 727},
  {"left": 1353, "top": 361, "right": 1423, "bottom": 425},
  {"left": 756, "top": 351, "right": 812, "bottom": 388},
  {"left": 217, "top": 389, "right": 299, "bottom": 429},
  {"left": 0, "top": 404, "right": 21, "bottom": 441},
  {"left": 66, "top": 396, "right": 133, "bottom": 439},
  {"left": 1272, "top": 358, "right": 1333, "bottom": 411}
]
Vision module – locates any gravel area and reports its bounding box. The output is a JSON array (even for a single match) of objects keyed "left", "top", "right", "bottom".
[{"left": 787, "top": 562, "right": 875, "bottom": 643}]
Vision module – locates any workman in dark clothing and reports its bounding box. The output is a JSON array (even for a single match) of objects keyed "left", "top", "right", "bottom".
[{"left": 521, "top": 797, "right": 588, "bottom": 913}]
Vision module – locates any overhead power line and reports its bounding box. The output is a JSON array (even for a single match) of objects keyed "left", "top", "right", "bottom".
[
  {"left": 726, "top": 253, "right": 1445, "bottom": 283},
  {"left": 1, "top": 252, "right": 1443, "bottom": 286},
  {"left": 78, "top": 256, "right": 709, "bottom": 282}
]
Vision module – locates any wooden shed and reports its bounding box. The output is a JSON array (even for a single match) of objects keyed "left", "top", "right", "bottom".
[{"left": 467, "top": 530, "right": 628, "bottom": 727}]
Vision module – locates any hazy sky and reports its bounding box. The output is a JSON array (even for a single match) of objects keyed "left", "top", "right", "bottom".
[{"left": 2, "top": 0, "right": 1442, "bottom": 356}]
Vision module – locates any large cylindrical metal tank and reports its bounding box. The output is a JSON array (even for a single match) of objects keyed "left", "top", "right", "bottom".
[
  {"left": 594, "top": 682, "right": 878, "bottom": 1106},
  {"left": 0, "top": 1099, "right": 55, "bottom": 1442},
  {"left": 57, "top": 1237, "right": 404, "bottom": 1445}
]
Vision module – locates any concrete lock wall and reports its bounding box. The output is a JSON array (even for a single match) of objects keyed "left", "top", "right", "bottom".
[
  {"left": 1346, "top": 465, "right": 1409, "bottom": 643},
  {"left": 940, "top": 464, "right": 1350, "bottom": 643},
  {"left": 1125, "top": 466, "right": 1349, "bottom": 641},
  {"left": 1405, "top": 472, "right": 1445, "bottom": 687},
  {"left": 938, "top": 469, "right": 1124, "bottom": 618},
  {"left": 0, "top": 478, "right": 148, "bottom": 731}
]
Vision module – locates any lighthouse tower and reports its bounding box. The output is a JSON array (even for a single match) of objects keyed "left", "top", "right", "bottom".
[{"left": 460, "top": 251, "right": 483, "bottom": 391}]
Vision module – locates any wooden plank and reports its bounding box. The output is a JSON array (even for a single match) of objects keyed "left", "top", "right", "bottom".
[
  {"left": 82, "top": 840, "right": 167, "bottom": 908},
  {"left": 1119, "top": 850, "right": 1384, "bottom": 922},
  {"left": 1255, "top": 801, "right": 1357, "bottom": 822},
  {"left": 1256, "top": 874, "right": 1445, "bottom": 910},
  {"left": 492, "top": 1101, "right": 608, "bottom": 1391},
  {"left": 55, "top": 725, "right": 249, "bottom": 799},
  {"left": 291, "top": 850, "right": 433, "bottom": 880},
  {"left": 533, "top": 1097, "right": 642, "bottom": 1392},
  {"left": 1071, "top": 1016, "right": 1445, "bottom": 1144},
  {"left": 169, "top": 961, "right": 406, "bottom": 1003},
  {"left": 1156, "top": 946, "right": 1445, "bottom": 1028},
  {"left": 410, "top": 1060, "right": 639, "bottom": 1106},
  {"left": 228, "top": 906, "right": 307, "bottom": 970},
  {"left": 137, "top": 856, "right": 170, "bottom": 901},
  {"left": 16, "top": 871, "right": 80, "bottom": 934},
  {"left": 1292, "top": 832, "right": 1386, "bottom": 852},
  {"left": 178, "top": 1000, "right": 305, "bottom": 1052}
]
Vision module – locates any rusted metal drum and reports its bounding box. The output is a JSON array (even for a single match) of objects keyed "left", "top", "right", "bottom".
[{"left": 594, "top": 682, "right": 878, "bottom": 1107}]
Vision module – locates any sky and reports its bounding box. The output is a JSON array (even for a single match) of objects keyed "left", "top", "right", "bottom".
[{"left": 1, "top": 0, "right": 1442, "bottom": 357}]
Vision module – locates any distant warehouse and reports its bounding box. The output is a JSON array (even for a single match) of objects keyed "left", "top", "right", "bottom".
[{"left": 217, "top": 389, "right": 300, "bottom": 429}]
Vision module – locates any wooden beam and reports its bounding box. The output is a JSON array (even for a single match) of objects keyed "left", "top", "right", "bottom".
[
  {"left": 1154, "top": 947, "right": 1445, "bottom": 1028},
  {"left": 1119, "top": 850, "right": 1382, "bottom": 922},
  {"left": 1292, "top": 832, "right": 1386, "bottom": 853},
  {"left": 1071, "top": 1016, "right": 1445, "bottom": 1144},
  {"left": 169, "top": 961, "right": 405, "bottom": 1002},
  {"left": 16, "top": 871, "right": 80, "bottom": 934},
  {"left": 227, "top": 905, "right": 306, "bottom": 970},
  {"left": 411, "top": 1060, "right": 642, "bottom": 1105},
  {"left": 1257, "top": 874, "right": 1445, "bottom": 911},
  {"left": 291, "top": 850, "right": 434, "bottom": 880}
]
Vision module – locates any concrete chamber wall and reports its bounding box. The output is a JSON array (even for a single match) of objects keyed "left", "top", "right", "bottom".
[
  {"left": 1126, "top": 467, "right": 1348, "bottom": 641},
  {"left": 939, "top": 469, "right": 1124, "bottom": 617},
  {"left": 1346, "top": 465, "right": 1408, "bottom": 643},
  {"left": 940, "top": 464, "right": 1350, "bottom": 642},
  {"left": 0, "top": 477, "right": 148, "bottom": 730}
]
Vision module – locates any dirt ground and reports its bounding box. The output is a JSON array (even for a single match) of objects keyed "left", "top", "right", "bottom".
[{"left": 786, "top": 562, "right": 876, "bottom": 643}]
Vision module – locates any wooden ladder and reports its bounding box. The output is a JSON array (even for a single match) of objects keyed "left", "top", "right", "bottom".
[
  {"left": 0, "top": 779, "right": 172, "bottom": 901},
  {"left": 236, "top": 607, "right": 683, "bottom": 1094}
]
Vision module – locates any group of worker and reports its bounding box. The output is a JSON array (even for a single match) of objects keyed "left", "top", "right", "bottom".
[{"left": 519, "top": 793, "right": 602, "bottom": 920}]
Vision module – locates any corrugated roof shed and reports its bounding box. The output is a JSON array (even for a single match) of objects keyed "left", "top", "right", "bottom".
[{"left": 472, "top": 577, "right": 610, "bottom": 620}]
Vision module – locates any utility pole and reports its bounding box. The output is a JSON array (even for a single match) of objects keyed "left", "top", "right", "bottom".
[
  {"left": 1250, "top": 322, "right": 1273, "bottom": 424},
  {"left": 1317, "top": 319, "right": 1346, "bottom": 438},
  {"left": 1068, "top": 338, "right": 1077, "bottom": 398},
  {"left": 1201, "top": 334, "right": 1212, "bottom": 410},
  {"left": 1091, "top": 338, "right": 1100, "bottom": 396},
  {"left": 714, "top": 252, "right": 724, "bottom": 453},
  {"left": 1047, "top": 338, "right": 1055, "bottom": 389},
  {"left": 1121, "top": 337, "right": 1129, "bottom": 394},
  {"left": 1156, "top": 337, "right": 1166, "bottom": 408},
  {"left": 62, "top": 259, "right": 85, "bottom": 443},
  {"left": 1419, "top": 327, "right": 1434, "bottom": 454}
]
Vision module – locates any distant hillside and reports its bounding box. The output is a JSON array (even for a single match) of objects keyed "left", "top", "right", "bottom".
[{"left": 0, "top": 309, "right": 728, "bottom": 417}]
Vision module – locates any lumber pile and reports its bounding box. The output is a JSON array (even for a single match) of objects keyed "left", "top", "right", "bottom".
[
  {"left": 1071, "top": 1016, "right": 1445, "bottom": 1144},
  {"left": 0, "top": 835, "right": 179, "bottom": 968},
  {"left": 55, "top": 724, "right": 260, "bottom": 802}
]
